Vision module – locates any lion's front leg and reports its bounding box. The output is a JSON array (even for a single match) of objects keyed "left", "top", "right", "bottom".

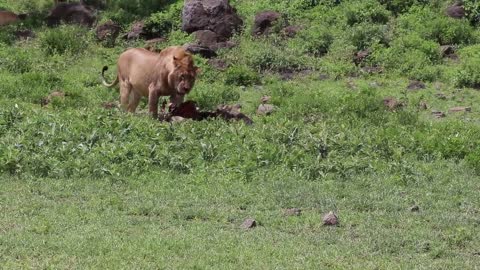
[{"left": 148, "top": 84, "right": 160, "bottom": 119}]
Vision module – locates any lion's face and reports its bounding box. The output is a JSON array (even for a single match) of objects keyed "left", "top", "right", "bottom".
[{"left": 173, "top": 55, "right": 200, "bottom": 96}]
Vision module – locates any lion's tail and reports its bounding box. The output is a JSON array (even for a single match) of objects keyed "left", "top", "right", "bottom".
[{"left": 101, "top": 66, "right": 119, "bottom": 88}]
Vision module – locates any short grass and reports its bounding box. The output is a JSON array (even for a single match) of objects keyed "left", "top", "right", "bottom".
[{"left": 1, "top": 0, "right": 480, "bottom": 268}]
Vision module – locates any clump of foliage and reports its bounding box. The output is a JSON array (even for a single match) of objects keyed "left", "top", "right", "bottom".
[
  {"left": 370, "top": 33, "right": 441, "bottom": 81},
  {"left": 396, "top": 6, "right": 476, "bottom": 45},
  {"left": 344, "top": 0, "right": 391, "bottom": 26},
  {"left": 39, "top": 25, "right": 90, "bottom": 56},
  {"left": 224, "top": 65, "right": 260, "bottom": 86},
  {"left": 453, "top": 44, "right": 480, "bottom": 88},
  {"left": 144, "top": 1, "right": 184, "bottom": 37},
  {"left": 291, "top": 25, "right": 334, "bottom": 56}
]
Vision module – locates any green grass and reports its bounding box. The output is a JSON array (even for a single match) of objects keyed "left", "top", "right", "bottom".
[{"left": 1, "top": 0, "right": 480, "bottom": 268}]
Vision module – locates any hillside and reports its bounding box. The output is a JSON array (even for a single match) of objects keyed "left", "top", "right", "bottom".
[{"left": 1, "top": 0, "right": 479, "bottom": 268}]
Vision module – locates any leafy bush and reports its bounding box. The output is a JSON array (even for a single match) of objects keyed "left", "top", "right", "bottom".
[
  {"left": 344, "top": 0, "right": 391, "bottom": 26},
  {"left": 453, "top": 45, "right": 480, "bottom": 88},
  {"left": 0, "top": 46, "right": 32, "bottom": 73},
  {"left": 463, "top": 0, "right": 480, "bottom": 25},
  {"left": 396, "top": 6, "right": 476, "bottom": 45},
  {"left": 224, "top": 65, "right": 260, "bottom": 86},
  {"left": 371, "top": 33, "right": 441, "bottom": 80},
  {"left": 39, "top": 25, "right": 90, "bottom": 56},
  {"left": 291, "top": 25, "right": 333, "bottom": 56},
  {"left": 144, "top": 1, "right": 183, "bottom": 37},
  {"left": 349, "top": 22, "right": 389, "bottom": 50},
  {"left": 378, "top": 0, "right": 427, "bottom": 15}
]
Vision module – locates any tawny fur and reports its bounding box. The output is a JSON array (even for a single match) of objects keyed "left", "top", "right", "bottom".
[{"left": 101, "top": 46, "right": 199, "bottom": 118}]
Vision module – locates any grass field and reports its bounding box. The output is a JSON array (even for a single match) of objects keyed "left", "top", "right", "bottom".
[{"left": 1, "top": 0, "right": 480, "bottom": 268}]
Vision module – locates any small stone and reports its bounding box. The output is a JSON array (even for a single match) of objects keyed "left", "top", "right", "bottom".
[
  {"left": 435, "top": 93, "right": 447, "bottom": 100},
  {"left": 418, "top": 101, "right": 428, "bottom": 110},
  {"left": 407, "top": 80, "right": 426, "bottom": 90},
  {"left": 240, "top": 218, "right": 256, "bottom": 229},
  {"left": 322, "top": 211, "right": 338, "bottom": 226},
  {"left": 410, "top": 205, "right": 420, "bottom": 212},
  {"left": 260, "top": 96, "right": 271, "bottom": 104},
  {"left": 432, "top": 110, "right": 446, "bottom": 118},
  {"left": 257, "top": 104, "right": 275, "bottom": 115},
  {"left": 383, "top": 97, "right": 404, "bottom": 111},
  {"left": 448, "top": 106, "right": 471, "bottom": 113},
  {"left": 283, "top": 208, "right": 301, "bottom": 216},
  {"left": 170, "top": 116, "right": 186, "bottom": 123}
]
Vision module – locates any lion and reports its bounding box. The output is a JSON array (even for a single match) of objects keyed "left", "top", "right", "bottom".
[
  {"left": 101, "top": 46, "right": 200, "bottom": 119},
  {"left": 0, "top": 11, "right": 27, "bottom": 26}
]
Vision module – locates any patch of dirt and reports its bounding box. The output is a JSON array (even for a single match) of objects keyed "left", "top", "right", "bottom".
[
  {"left": 159, "top": 100, "right": 253, "bottom": 125},
  {"left": 448, "top": 106, "right": 471, "bottom": 113}
]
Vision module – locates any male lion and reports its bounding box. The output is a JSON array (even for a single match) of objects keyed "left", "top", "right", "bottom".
[{"left": 101, "top": 46, "right": 199, "bottom": 118}]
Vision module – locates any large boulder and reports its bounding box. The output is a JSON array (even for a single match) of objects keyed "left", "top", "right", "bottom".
[
  {"left": 446, "top": 2, "right": 465, "bottom": 19},
  {"left": 46, "top": 2, "right": 95, "bottom": 27},
  {"left": 252, "top": 11, "right": 282, "bottom": 36},
  {"left": 182, "top": 0, "right": 243, "bottom": 40}
]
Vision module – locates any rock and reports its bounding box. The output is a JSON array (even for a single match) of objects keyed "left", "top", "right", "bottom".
[
  {"left": 41, "top": 91, "right": 65, "bottom": 107},
  {"left": 124, "top": 21, "right": 147, "bottom": 40},
  {"left": 183, "top": 44, "right": 217, "bottom": 58},
  {"left": 170, "top": 116, "right": 186, "bottom": 123},
  {"left": 383, "top": 97, "right": 404, "bottom": 111},
  {"left": 257, "top": 104, "right": 275, "bottom": 115},
  {"left": 252, "top": 11, "right": 282, "bottom": 36},
  {"left": 182, "top": 0, "right": 243, "bottom": 39},
  {"left": 407, "top": 80, "right": 426, "bottom": 90},
  {"left": 194, "top": 29, "right": 224, "bottom": 47},
  {"left": 101, "top": 101, "right": 117, "bottom": 109},
  {"left": 240, "top": 218, "right": 256, "bottom": 229},
  {"left": 318, "top": 73, "right": 329, "bottom": 80},
  {"left": 46, "top": 2, "right": 95, "bottom": 27},
  {"left": 260, "top": 96, "right": 271, "bottom": 104},
  {"left": 14, "top": 29, "right": 35, "bottom": 40},
  {"left": 410, "top": 205, "right": 420, "bottom": 212},
  {"left": 446, "top": 2, "right": 465, "bottom": 19},
  {"left": 95, "top": 20, "right": 121, "bottom": 43},
  {"left": 281, "top": 25, "right": 301, "bottom": 38},
  {"left": 354, "top": 49, "right": 370, "bottom": 66},
  {"left": 283, "top": 208, "right": 301, "bottom": 216},
  {"left": 418, "top": 101, "right": 428, "bottom": 110},
  {"left": 432, "top": 110, "right": 446, "bottom": 118},
  {"left": 440, "top": 45, "right": 456, "bottom": 57},
  {"left": 322, "top": 211, "right": 338, "bottom": 226},
  {"left": 207, "top": 59, "right": 228, "bottom": 70},
  {"left": 448, "top": 106, "right": 471, "bottom": 113},
  {"left": 435, "top": 93, "right": 447, "bottom": 100}
]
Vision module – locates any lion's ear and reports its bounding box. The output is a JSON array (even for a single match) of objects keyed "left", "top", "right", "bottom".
[{"left": 173, "top": 56, "right": 180, "bottom": 68}]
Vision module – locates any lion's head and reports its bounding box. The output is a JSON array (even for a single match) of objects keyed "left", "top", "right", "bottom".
[{"left": 171, "top": 52, "right": 200, "bottom": 96}]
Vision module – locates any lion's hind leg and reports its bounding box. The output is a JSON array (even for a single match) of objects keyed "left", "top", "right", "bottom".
[{"left": 119, "top": 79, "right": 132, "bottom": 112}]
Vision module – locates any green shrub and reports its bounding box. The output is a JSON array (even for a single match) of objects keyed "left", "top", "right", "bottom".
[
  {"left": 371, "top": 33, "right": 441, "bottom": 80},
  {"left": 291, "top": 25, "right": 333, "bottom": 56},
  {"left": 0, "top": 46, "right": 32, "bottom": 73},
  {"left": 144, "top": 1, "right": 183, "bottom": 37},
  {"left": 463, "top": 0, "right": 480, "bottom": 25},
  {"left": 397, "top": 6, "right": 476, "bottom": 45},
  {"left": 453, "top": 45, "right": 480, "bottom": 88},
  {"left": 39, "top": 25, "right": 90, "bottom": 56},
  {"left": 225, "top": 65, "right": 260, "bottom": 86},
  {"left": 349, "top": 22, "right": 389, "bottom": 50},
  {"left": 344, "top": 0, "right": 391, "bottom": 26},
  {"left": 378, "top": 0, "right": 427, "bottom": 15}
]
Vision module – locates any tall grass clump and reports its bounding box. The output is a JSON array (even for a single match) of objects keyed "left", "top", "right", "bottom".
[{"left": 39, "top": 25, "right": 91, "bottom": 56}]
